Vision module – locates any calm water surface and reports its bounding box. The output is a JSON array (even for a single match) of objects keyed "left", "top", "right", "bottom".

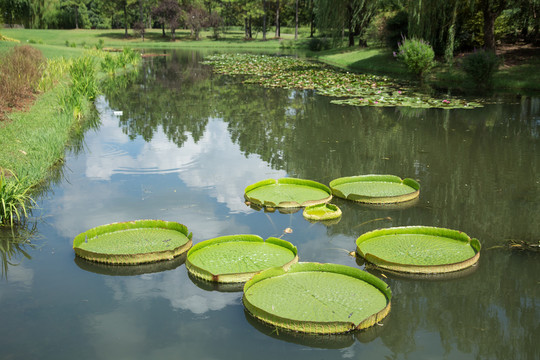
[{"left": 1, "top": 50, "right": 538, "bottom": 360}]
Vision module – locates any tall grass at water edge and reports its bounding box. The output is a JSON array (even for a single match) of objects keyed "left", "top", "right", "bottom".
[
  {"left": 0, "top": 46, "right": 140, "bottom": 226},
  {"left": 0, "top": 171, "right": 35, "bottom": 227}
]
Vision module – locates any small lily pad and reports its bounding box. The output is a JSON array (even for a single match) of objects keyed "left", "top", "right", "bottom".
[
  {"left": 330, "top": 174, "right": 420, "bottom": 204},
  {"left": 245, "top": 178, "right": 332, "bottom": 208},
  {"left": 243, "top": 262, "right": 391, "bottom": 334},
  {"left": 186, "top": 235, "right": 298, "bottom": 283},
  {"left": 355, "top": 226, "right": 481, "bottom": 274},
  {"left": 303, "top": 203, "right": 342, "bottom": 221},
  {"left": 73, "top": 220, "right": 192, "bottom": 265}
]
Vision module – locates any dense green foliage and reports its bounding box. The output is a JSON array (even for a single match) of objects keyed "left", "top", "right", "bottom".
[
  {"left": 394, "top": 37, "right": 435, "bottom": 78},
  {"left": 0, "top": 0, "right": 537, "bottom": 52},
  {"left": 461, "top": 49, "right": 501, "bottom": 87}
]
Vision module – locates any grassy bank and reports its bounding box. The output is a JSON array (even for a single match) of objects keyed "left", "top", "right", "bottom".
[
  {"left": 0, "top": 28, "right": 291, "bottom": 54},
  {"left": 315, "top": 46, "right": 540, "bottom": 93},
  {"left": 0, "top": 46, "right": 139, "bottom": 225}
]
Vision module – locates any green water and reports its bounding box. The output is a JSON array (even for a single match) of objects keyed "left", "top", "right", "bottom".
[{"left": 0, "top": 49, "right": 538, "bottom": 359}]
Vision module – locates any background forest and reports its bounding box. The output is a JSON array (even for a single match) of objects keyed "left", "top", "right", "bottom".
[{"left": 1, "top": 0, "right": 539, "bottom": 56}]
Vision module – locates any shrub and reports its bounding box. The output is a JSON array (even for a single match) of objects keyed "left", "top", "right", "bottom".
[
  {"left": 461, "top": 49, "right": 500, "bottom": 88},
  {"left": 308, "top": 37, "right": 331, "bottom": 52},
  {"left": 394, "top": 37, "right": 435, "bottom": 79},
  {"left": 0, "top": 45, "right": 45, "bottom": 110},
  {"left": 0, "top": 171, "right": 35, "bottom": 227}
]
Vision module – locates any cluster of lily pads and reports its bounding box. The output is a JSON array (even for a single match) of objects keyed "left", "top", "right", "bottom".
[
  {"left": 201, "top": 53, "right": 483, "bottom": 110},
  {"left": 72, "top": 174, "right": 480, "bottom": 335}
]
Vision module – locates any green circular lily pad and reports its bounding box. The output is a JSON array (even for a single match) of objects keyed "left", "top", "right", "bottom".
[
  {"left": 243, "top": 262, "right": 391, "bottom": 334},
  {"left": 73, "top": 220, "right": 192, "bottom": 265},
  {"left": 329, "top": 175, "right": 420, "bottom": 204},
  {"left": 245, "top": 178, "right": 332, "bottom": 208},
  {"left": 355, "top": 226, "right": 481, "bottom": 274},
  {"left": 186, "top": 235, "right": 298, "bottom": 283},
  {"left": 303, "top": 203, "right": 342, "bottom": 221}
]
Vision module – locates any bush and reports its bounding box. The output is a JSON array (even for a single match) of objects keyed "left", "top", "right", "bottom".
[
  {"left": 394, "top": 37, "right": 435, "bottom": 78},
  {"left": 308, "top": 37, "right": 331, "bottom": 52},
  {"left": 461, "top": 49, "right": 500, "bottom": 88},
  {"left": 0, "top": 45, "right": 45, "bottom": 110},
  {"left": 0, "top": 170, "right": 35, "bottom": 226}
]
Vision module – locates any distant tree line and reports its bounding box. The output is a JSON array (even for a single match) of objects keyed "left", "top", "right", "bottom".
[{"left": 1, "top": 0, "right": 538, "bottom": 51}]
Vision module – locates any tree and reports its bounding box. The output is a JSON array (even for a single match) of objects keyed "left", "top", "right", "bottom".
[
  {"left": 152, "top": 0, "right": 183, "bottom": 40},
  {"left": 185, "top": 5, "right": 208, "bottom": 40},
  {"left": 478, "top": 0, "right": 507, "bottom": 50},
  {"left": 316, "top": 0, "right": 380, "bottom": 47}
]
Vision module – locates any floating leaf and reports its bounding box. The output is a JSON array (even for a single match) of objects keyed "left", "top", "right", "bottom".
[
  {"left": 73, "top": 220, "right": 192, "bottom": 265},
  {"left": 243, "top": 262, "right": 391, "bottom": 334},
  {"left": 202, "top": 54, "right": 483, "bottom": 110},
  {"left": 330, "top": 174, "right": 420, "bottom": 204},
  {"left": 186, "top": 235, "right": 298, "bottom": 283},
  {"left": 245, "top": 178, "right": 332, "bottom": 208},
  {"left": 355, "top": 226, "right": 481, "bottom": 274}
]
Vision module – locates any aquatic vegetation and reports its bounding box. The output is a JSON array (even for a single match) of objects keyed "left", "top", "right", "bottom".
[
  {"left": 355, "top": 226, "right": 481, "bottom": 274},
  {"left": 243, "top": 262, "right": 391, "bottom": 334},
  {"left": 244, "top": 178, "right": 332, "bottom": 208},
  {"left": 0, "top": 171, "right": 35, "bottom": 227},
  {"left": 73, "top": 220, "right": 192, "bottom": 265},
  {"left": 330, "top": 175, "right": 420, "bottom": 204},
  {"left": 186, "top": 235, "right": 298, "bottom": 283},
  {"left": 202, "top": 53, "right": 482, "bottom": 109},
  {"left": 303, "top": 203, "right": 342, "bottom": 221}
]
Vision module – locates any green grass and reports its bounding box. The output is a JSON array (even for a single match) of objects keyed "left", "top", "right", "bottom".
[
  {"left": 316, "top": 46, "right": 540, "bottom": 92},
  {"left": 0, "top": 85, "right": 90, "bottom": 186},
  {"left": 0, "top": 28, "right": 298, "bottom": 52}
]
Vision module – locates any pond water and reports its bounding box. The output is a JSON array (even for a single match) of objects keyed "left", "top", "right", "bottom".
[{"left": 1, "top": 50, "right": 538, "bottom": 360}]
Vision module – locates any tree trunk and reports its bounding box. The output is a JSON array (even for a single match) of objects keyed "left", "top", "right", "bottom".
[
  {"left": 162, "top": 23, "right": 165, "bottom": 37},
  {"left": 245, "top": 17, "right": 249, "bottom": 38},
  {"left": 275, "top": 0, "right": 280, "bottom": 37},
  {"left": 263, "top": 0, "right": 267, "bottom": 40},
  {"left": 249, "top": 16, "right": 252, "bottom": 39},
  {"left": 124, "top": 1, "right": 128, "bottom": 37},
  {"left": 75, "top": 6, "right": 79, "bottom": 29},
  {"left": 347, "top": 5, "right": 354, "bottom": 46},
  {"left": 294, "top": 0, "right": 299, "bottom": 40},
  {"left": 444, "top": 0, "right": 458, "bottom": 64},
  {"left": 483, "top": 10, "right": 496, "bottom": 50}
]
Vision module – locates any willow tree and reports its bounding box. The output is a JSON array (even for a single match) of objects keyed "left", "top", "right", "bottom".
[{"left": 315, "top": 0, "right": 380, "bottom": 47}]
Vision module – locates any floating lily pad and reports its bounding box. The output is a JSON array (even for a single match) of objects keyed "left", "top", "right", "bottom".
[
  {"left": 73, "top": 220, "right": 192, "bottom": 265},
  {"left": 74, "top": 253, "right": 187, "bottom": 276},
  {"left": 303, "top": 203, "right": 342, "bottom": 221},
  {"left": 330, "top": 175, "right": 420, "bottom": 204},
  {"left": 245, "top": 178, "right": 332, "bottom": 208},
  {"left": 202, "top": 53, "right": 483, "bottom": 110},
  {"left": 186, "top": 235, "right": 298, "bottom": 283},
  {"left": 355, "top": 226, "right": 481, "bottom": 274},
  {"left": 243, "top": 262, "right": 391, "bottom": 334}
]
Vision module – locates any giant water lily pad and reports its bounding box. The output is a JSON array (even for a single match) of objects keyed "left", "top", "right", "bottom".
[
  {"left": 245, "top": 178, "right": 332, "bottom": 208},
  {"left": 355, "top": 226, "right": 481, "bottom": 274},
  {"left": 330, "top": 175, "right": 420, "bottom": 204},
  {"left": 303, "top": 203, "right": 342, "bottom": 221},
  {"left": 186, "top": 235, "right": 298, "bottom": 283},
  {"left": 243, "top": 262, "right": 391, "bottom": 334},
  {"left": 73, "top": 220, "right": 192, "bottom": 265}
]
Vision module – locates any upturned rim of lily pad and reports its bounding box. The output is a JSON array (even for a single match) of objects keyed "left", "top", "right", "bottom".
[
  {"left": 243, "top": 262, "right": 392, "bottom": 334},
  {"left": 73, "top": 219, "right": 193, "bottom": 265},
  {"left": 303, "top": 203, "right": 342, "bottom": 221},
  {"left": 186, "top": 234, "right": 298, "bottom": 283},
  {"left": 355, "top": 226, "right": 481, "bottom": 274},
  {"left": 245, "top": 178, "right": 332, "bottom": 208},
  {"left": 329, "top": 174, "right": 420, "bottom": 204}
]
